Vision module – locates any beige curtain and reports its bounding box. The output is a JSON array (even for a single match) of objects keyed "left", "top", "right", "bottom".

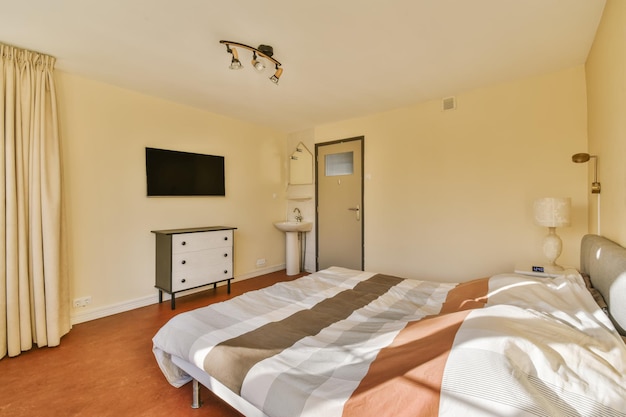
[{"left": 0, "top": 43, "right": 70, "bottom": 359}]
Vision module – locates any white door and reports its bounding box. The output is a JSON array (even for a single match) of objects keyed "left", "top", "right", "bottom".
[{"left": 316, "top": 137, "right": 363, "bottom": 271}]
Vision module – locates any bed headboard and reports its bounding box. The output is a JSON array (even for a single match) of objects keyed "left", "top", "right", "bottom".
[{"left": 580, "top": 234, "right": 626, "bottom": 335}]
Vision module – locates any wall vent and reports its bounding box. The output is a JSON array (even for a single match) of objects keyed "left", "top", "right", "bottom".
[{"left": 442, "top": 96, "right": 456, "bottom": 111}]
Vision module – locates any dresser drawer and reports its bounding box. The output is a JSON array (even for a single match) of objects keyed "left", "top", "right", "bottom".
[
  {"left": 172, "top": 262, "right": 233, "bottom": 292},
  {"left": 171, "top": 248, "right": 232, "bottom": 277},
  {"left": 172, "top": 230, "right": 233, "bottom": 254}
]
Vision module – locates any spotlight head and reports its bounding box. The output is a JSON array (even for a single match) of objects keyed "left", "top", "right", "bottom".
[
  {"left": 228, "top": 47, "right": 243, "bottom": 70},
  {"left": 269, "top": 67, "right": 283, "bottom": 84},
  {"left": 251, "top": 53, "right": 266, "bottom": 72},
  {"left": 230, "top": 58, "right": 243, "bottom": 70}
]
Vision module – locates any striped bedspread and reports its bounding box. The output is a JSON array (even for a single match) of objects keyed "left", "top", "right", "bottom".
[{"left": 153, "top": 267, "right": 626, "bottom": 417}]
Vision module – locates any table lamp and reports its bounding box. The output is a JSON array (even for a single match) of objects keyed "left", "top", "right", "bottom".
[{"left": 533, "top": 197, "right": 571, "bottom": 271}]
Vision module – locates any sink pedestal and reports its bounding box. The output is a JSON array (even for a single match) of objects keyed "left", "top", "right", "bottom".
[
  {"left": 285, "top": 232, "right": 300, "bottom": 276},
  {"left": 273, "top": 221, "right": 312, "bottom": 276}
]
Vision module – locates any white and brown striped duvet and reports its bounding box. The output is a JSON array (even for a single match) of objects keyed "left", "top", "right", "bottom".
[{"left": 153, "top": 267, "right": 626, "bottom": 417}]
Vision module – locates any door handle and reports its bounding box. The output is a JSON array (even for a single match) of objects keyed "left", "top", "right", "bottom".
[{"left": 347, "top": 205, "right": 360, "bottom": 221}]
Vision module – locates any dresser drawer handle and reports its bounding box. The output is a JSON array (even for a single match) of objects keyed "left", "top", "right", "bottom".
[
  {"left": 181, "top": 278, "right": 186, "bottom": 283},
  {"left": 223, "top": 253, "right": 228, "bottom": 257},
  {"left": 181, "top": 241, "right": 186, "bottom": 246},
  {"left": 224, "top": 236, "right": 228, "bottom": 241},
  {"left": 223, "top": 270, "right": 228, "bottom": 274},
  {"left": 181, "top": 260, "right": 186, "bottom": 264}
]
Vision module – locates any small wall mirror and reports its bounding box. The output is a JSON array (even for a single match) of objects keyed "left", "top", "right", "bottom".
[{"left": 289, "top": 142, "right": 313, "bottom": 184}]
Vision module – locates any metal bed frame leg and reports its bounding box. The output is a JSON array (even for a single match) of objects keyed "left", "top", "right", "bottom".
[{"left": 191, "top": 379, "right": 202, "bottom": 409}]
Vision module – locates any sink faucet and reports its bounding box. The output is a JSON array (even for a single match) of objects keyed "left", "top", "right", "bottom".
[{"left": 293, "top": 208, "right": 303, "bottom": 222}]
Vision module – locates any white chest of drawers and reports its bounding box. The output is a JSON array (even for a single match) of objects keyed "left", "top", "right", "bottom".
[{"left": 152, "top": 226, "right": 236, "bottom": 309}]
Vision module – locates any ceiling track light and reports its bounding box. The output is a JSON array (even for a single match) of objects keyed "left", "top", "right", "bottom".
[{"left": 220, "top": 40, "right": 283, "bottom": 84}]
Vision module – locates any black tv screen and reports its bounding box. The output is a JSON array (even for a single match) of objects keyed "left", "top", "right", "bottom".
[{"left": 145, "top": 147, "right": 225, "bottom": 196}]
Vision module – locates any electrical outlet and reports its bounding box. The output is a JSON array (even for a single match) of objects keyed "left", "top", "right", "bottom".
[
  {"left": 73, "top": 296, "right": 91, "bottom": 308},
  {"left": 256, "top": 258, "right": 266, "bottom": 267}
]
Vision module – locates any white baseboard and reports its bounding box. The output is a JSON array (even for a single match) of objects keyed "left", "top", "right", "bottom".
[
  {"left": 236, "top": 264, "right": 285, "bottom": 281},
  {"left": 70, "top": 264, "right": 286, "bottom": 325}
]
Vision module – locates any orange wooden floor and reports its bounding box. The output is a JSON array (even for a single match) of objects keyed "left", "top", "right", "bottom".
[{"left": 0, "top": 270, "right": 302, "bottom": 417}]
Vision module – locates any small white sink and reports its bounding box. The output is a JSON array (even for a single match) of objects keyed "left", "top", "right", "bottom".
[{"left": 273, "top": 221, "right": 313, "bottom": 232}]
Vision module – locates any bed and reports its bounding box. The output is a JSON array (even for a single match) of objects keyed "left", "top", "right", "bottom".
[{"left": 152, "top": 234, "right": 626, "bottom": 416}]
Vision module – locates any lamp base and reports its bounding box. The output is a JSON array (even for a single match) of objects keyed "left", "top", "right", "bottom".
[{"left": 542, "top": 227, "right": 563, "bottom": 269}]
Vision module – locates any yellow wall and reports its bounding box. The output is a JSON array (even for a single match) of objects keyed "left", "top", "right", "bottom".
[
  {"left": 56, "top": 71, "right": 288, "bottom": 321},
  {"left": 57, "top": 60, "right": 592, "bottom": 320},
  {"left": 313, "top": 67, "right": 589, "bottom": 281},
  {"left": 586, "top": 0, "right": 626, "bottom": 245}
]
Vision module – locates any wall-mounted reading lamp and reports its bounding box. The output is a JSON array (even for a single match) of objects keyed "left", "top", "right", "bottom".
[
  {"left": 219, "top": 40, "right": 284, "bottom": 85},
  {"left": 572, "top": 153, "right": 601, "bottom": 194}
]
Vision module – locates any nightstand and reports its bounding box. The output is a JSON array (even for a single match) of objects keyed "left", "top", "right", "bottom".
[{"left": 514, "top": 264, "right": 570, "bottom": 278}]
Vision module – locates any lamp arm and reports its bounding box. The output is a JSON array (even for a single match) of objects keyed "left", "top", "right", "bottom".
[
  {"left": 591, "top": 155, "right": 598, "bottom": 184},
  {"left": 219, "top": 40, "right": 282, "bottom": 67}
]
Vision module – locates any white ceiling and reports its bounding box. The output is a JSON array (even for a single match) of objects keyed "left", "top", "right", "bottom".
[{"left": 0, "top": 0, "right": 606, "bottom": 133}]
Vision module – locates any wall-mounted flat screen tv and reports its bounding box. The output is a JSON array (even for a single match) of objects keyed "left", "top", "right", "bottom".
[{"left": 145, "top": 147, "right": 225, "bottom": 196}]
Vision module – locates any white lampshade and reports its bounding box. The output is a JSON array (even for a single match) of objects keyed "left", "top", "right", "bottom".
[{"left": 533, "top": 198, "right": 571, "bottom": 228}]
